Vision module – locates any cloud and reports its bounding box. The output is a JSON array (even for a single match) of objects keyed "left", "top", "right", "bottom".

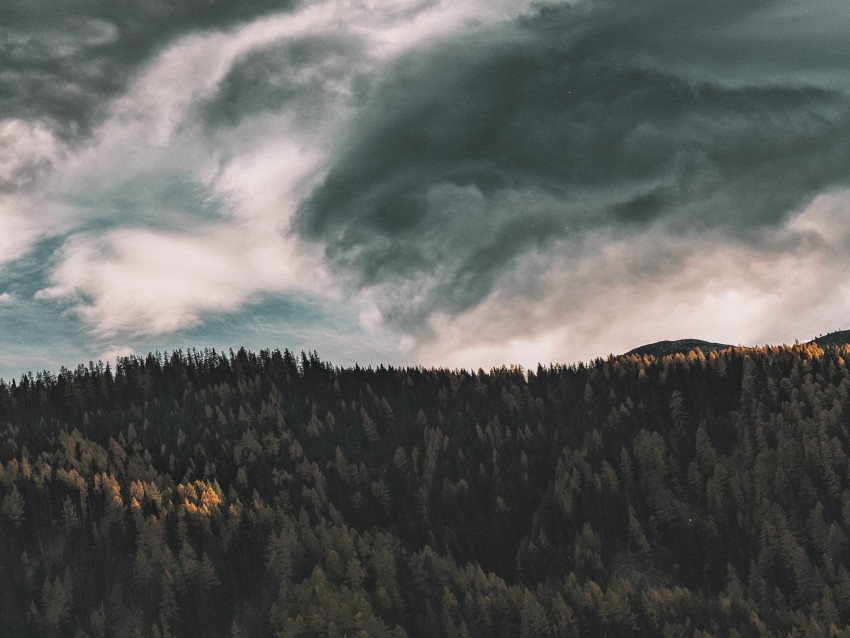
[
  {"left": 0, "top": 0, "right": 545, "bottom": 138},
  {"left": 98, "top": 344, "right": 136, "bottom": 365},
  {"left": 0, "top": 118, "right": 63, "bottom": 189},
  {"left": 0, "top": 204, "right": 39, "bottom": 267},
  {"left": 412, "top": 216, "right": 850, "bottom": 369},
  {"left": 0, "top": 0, "right": 304, "bottom": 136},
  {"left": 198, "top": 31, "right": 371, "bottom": 131},
  {"left": 292, "top": 0, "right": 850, "bottom": 360},
  {"left": 21, "top": 0, "right": 572, "bottom": 339},
  {"left": 0, "top": 119, "right": 64, "bottom": 264},
  {"left": 37, "top": 223, "right": 324, "bottom": 337}
]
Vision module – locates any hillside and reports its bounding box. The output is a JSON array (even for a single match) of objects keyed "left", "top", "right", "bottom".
[
  {"left": 1, "top": 345, "right": 850, "bottom": 636},
  {"left": 810, "top": 329, "right": 850, "bottom": 347},
  {"left": 625, "top": 338, "right": 731, "bottom": 358}
]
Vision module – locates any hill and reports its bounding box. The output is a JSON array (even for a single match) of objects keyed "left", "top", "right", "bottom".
[
  {"left": 810, "top": 328, "right": 850, "bottom": 347},
  {"left": 626, "top": 328, "right": 850, "bottom": 357},
  {"left": 1, "top": 344, "right": 850, "bottom": 635},
  {"left": 625, "top": 338, "right": 731, "bottom": 357}
]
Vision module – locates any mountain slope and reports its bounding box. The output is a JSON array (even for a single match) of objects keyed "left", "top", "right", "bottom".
[
  {"left": 625, "top": 327, "right": 850, "bottom": 358},
  {"left": 625, "top": 338, "right": 731, "bottom": 357},
  {"left": 1, "top": 345, "right": 850, "bottom": 635},
  {"left": 810, "top": 329, "right": 850, "bottom": 347}
]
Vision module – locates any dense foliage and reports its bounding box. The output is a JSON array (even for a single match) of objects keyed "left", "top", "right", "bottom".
[{"left": 1, "top": 343, "right": 850, "bottom": 636}]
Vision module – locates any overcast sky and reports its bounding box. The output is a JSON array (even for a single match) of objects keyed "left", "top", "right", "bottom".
[{"left": 1, "top": 0, "right": 849, "bottom": 379}]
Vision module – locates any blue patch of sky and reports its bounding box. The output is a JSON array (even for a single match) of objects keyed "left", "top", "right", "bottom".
[
  {"left": 0, "top": 237, "right": 87, "bottom": 380},
  {"left": 67, "top": 173, "right": 228, "bottom": 233},
  {"left": 1, "top": 235, "right": 64, "bottom": 298},
  {"left": 0, "top": 297, "right": 91, "bottom": 382},
  {"left": 0, "top": 288, "right": 402, "bottom": 382},
  {"left": 126, "top": 295, "right": 403, "bottom": 370}
]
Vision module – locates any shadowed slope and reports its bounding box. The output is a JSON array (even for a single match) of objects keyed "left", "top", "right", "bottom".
[
  {"left": 625, "top": 338, "right": 731, "bottom": 358},
  {"left": 810, "top": 329, "right": 850, "bottom": 347}
]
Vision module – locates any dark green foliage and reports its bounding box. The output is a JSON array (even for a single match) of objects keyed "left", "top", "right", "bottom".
[
  {"left": 0, "top": 343, "right": 849, "bottom": 636},
  {"left": 811, "top": 329, "right": 850, "bottom": 348}
]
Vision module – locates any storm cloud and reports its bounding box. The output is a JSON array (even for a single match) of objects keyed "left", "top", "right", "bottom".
[
  {"left": 0, "top": 0, "right": 299, "bottom": 136},
  {"left": 2, "top": 0, "right": 850, "bottom": 377},
  {"left": 297, "top": 0, "right": 850, "bottom": 338}
]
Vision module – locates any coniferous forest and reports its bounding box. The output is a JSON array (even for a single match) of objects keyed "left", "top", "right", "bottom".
[{"left": 2, "top": 343, "right": 850, "bottom": 636}]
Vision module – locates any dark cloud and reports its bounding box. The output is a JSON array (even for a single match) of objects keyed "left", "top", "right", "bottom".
[
  {"left": 199, "top": 32, "right": 369, "bottom": 130},
  {"left": 296, "top": 0, "right": 850, "bottom": 330},
  {"left": 0, "top": 0, "right": 298, "bottom": 136}
]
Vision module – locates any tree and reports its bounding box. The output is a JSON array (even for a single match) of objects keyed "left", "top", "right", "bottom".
[{"left": 1, "top": 485, "right": 25, "bottom": 527}]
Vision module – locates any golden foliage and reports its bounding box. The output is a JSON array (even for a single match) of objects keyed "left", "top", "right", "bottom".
[{"left": 177, "top": 480, "right": 223, "bottom": 516}]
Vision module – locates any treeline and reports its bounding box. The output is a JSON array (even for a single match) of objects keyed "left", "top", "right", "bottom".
[{"left": 1, "top": 343, "right": 850, "bottom": 636}]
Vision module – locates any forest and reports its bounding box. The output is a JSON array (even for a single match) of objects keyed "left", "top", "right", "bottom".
[{"left": 1, "top": 342, "right": 850, "bottom": 636}]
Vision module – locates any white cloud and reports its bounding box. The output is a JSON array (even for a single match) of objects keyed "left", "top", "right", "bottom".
[
  {"left": 0, "top": 120, "right": 64, "bottom": 264},
  {"left": 0, "top": 117, "right": 100, "bottom": 267},
  {"left": 23, "top": 8, "right": 353, "bottom": 337},
  {"left": 0, "top": 119, "right": 62, "bottom": 186},
  {"left": 38, "top": 223, "right": 325, "bottom": 337},
  {"left": 32, "top": 0, "right": 523, "bottom": 338},
  {"left": 98, "top": 344, "right": 136, "bottom": 364},
  {"left": 787, "top": 190, "right": 850, "bottom": 250},
  {"left": 0, "top": 198, "right": 41, "bottom": 266}
]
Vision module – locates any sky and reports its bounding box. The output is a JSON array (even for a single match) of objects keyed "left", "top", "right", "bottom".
[{"left": 1, "top": 0, "right": 850, "bottom": 380}]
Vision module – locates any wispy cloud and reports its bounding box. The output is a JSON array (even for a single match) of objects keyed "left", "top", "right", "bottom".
[
  {"left": 98, "top": 344, "right": 136, "bottom": 365},
  {"left": 20, "top": 0, "right": 579, "bottom": 340},
  {"left": 37, "top": 224, "right": 324, "bottom": 337}
]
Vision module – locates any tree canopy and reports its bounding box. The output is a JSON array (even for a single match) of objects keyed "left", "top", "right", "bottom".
[{"left": 1, "top": 343, "right": 849, "bottom": 636}]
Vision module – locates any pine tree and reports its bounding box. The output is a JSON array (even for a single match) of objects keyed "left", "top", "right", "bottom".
[{"left": 1, "top": 484, "right": 25, "bottom": 527}]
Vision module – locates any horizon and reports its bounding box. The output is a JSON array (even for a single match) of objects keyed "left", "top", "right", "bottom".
[
  {"left": 3, "top": 328, "right": 849, "bottom": 385},
  {"left": 3, "top": 0, "right": 850, "bottom": 381}
]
